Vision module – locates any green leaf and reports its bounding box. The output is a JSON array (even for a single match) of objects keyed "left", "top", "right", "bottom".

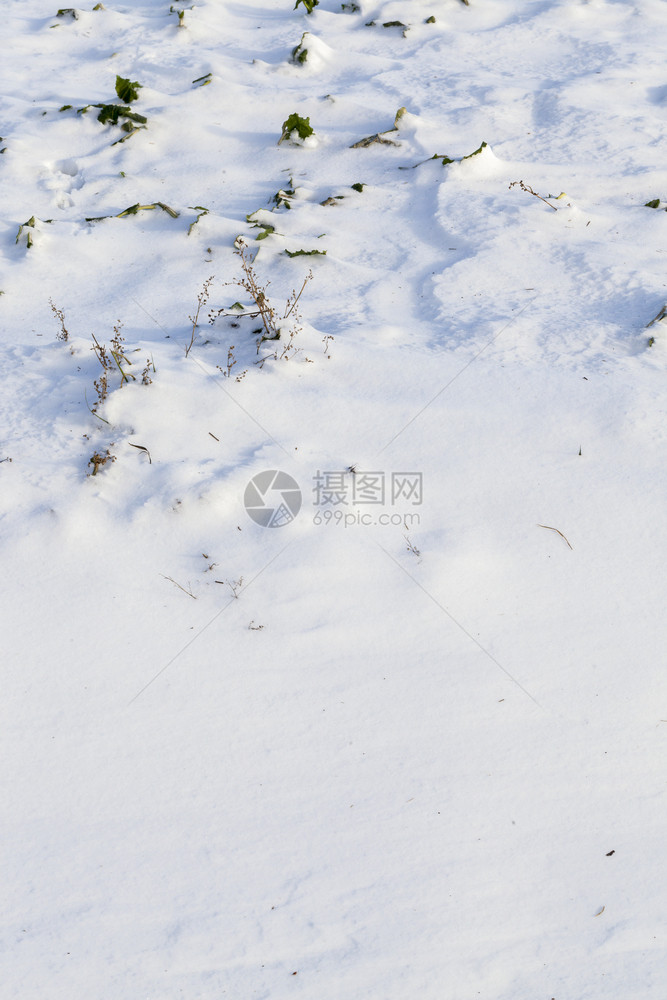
[
  {"left": 294, "top": 0, "right": 319, "bottom": 12},
  {"left": 402, "top": 144, "right": 485, "bottom": 170},
  {"left": 460, "top": 140, "right": 488, "bottom": 160},
  {"left": 112, "top": 202, "right": 179, "bottom": 219},
  {"left": 187, "top": 206, "right": 209, "bottom": 235},
  {"left": 97, "top": 104, "right": 123, "bottom": 125},
  {"left": 645, "top": 199, "right": 661, "bottom": 209},
  {"left": 284, "top": 248, "right": 326, "bottom": 257},
  {"left": 115, "top": 76, "right": 142, "bottom": 103},
  {"left": 351, "top": 182, "right": 365, "bottom": 192},
  {"left": 280, "top": 112, "right": 314, "bottom": 143},
  {"left": 16, "top": 216, "right": 36, "bottom": 244},
  {"left": 117, "top": 203, "right": 141, "bottom": 216},
  {"left": 15, "top": 216, "right": 52, "bottom": 248},
  {"left": 96, "top": 104, "right": 147, "bottom": 125},
  {"left": 272, "top": 188, "right": 295, "bottom": 209}
]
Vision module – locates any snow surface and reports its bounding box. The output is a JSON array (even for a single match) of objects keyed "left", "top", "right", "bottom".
[{"left": 2, "top": 1, "right": 667, "bottom": 997}]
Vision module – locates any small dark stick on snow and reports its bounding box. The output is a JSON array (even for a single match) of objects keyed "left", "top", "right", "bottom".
[{"left": 538, "top": 524, "right": 573, "bottom": 549}]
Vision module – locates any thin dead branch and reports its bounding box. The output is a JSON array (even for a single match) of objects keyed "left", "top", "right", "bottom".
[{"left": 538, "top": 524, "right": 573, "bottom": 549}]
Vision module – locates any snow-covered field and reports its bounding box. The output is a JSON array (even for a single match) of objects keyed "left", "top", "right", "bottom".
[{"left": 2, "top": 1, "right": 667, "bottom": 996}]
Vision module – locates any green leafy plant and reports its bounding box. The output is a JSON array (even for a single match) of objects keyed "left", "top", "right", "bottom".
[
  {"left": 115, "top": 75, "right": 142, "bottom": 103},
  {"left": 284, "top": 248, "right": 326, "bottom": 257},
  {"left": 96, "top": 104, "right": 147, "bottom": 126},
  {"left": 245, "top": 212, "right": 277, "bottom": 240},
  {"left": 94, "top": 76, "right": 144, "bottom": 130},
  {"left": 63, "top": 74, "right": 147, "bottom": 141},
  {"left": 279, "top": 112, "right": 314, "bottom": 144},
  {"left": 272, "top": 184, "right": 295, "bottom": 209},
  {"left": 294, "top": 0, "right": 319, "bottom": 12}
]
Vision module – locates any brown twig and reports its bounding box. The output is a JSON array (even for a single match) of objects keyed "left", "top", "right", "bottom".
[
  {"left": 160, "top": 574, "right": 197, "bottom": 598},
  {"left": 538, "top": 524, "right": 573, "bottom": 549},
  {"left": 186, "top": 276, "right": 214, "bottom": 357},
  {"left": 510, "top": 180, "right": 558, "bottom": 211}
]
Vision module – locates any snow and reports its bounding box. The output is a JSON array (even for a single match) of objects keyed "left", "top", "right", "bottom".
[{"left": 2, "top": 1, "right": 667, "bottom": 997}]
